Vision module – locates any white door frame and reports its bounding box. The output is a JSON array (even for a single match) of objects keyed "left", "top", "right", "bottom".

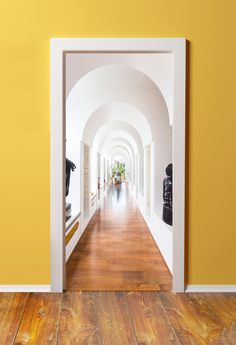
[{"left": 50, "top": 38, "right": 186, "bottom": 292}]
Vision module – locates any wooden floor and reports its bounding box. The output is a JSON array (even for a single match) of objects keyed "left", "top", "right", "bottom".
[
  {"left": 66, "top": 182, "right": 172, "bottom": 291},
  {"left": 1, "top": 291, "right": 236, "bottom": 344},
  {"left": 2, "top": 185, "right": 235, "bottom": 343}
]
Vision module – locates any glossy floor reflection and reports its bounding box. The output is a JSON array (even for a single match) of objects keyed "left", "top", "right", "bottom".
[{"left": 66, "top": 182, "right": 172, "bottom": 291}]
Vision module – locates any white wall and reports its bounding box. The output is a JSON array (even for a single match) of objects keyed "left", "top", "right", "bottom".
[
  {"left": 144, "top": 145, "right": 151, "bottom": 209},
  {"left": 139, "top": 149, "right": 144, "bottom": 196},
  {"left": 66, "top": 125, "right": 80, "bottom": 216},
  {"left": 91, "top": 146, "right": 97, "bottom": 194}
]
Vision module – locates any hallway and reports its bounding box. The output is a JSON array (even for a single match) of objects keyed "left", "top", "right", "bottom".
[{"left": 66, "top": 183, "right": 172, "bottom": 291}]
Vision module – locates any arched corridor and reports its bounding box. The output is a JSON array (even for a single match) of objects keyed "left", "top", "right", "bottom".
[
  {"left": 64, "top": 51, "right": 176, "bottom": 292},
  {"left": 66, "top": 182, "right": 172, "bottom": 291}
]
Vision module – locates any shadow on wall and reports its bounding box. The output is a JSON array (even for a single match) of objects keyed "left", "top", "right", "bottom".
[{"left": 184, "top": 40, "right": 191, "bottom": 285}]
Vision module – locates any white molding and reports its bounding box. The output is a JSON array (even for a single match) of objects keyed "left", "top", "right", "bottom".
[
  {"left": 172, "top": 39, "right": 186, "bottom": 293},
  {"left": 0, "top": 285, "right": 51, "bottom": 293},
  {"left": 185, "top": 285, "right": 236, "bottom": 293},
  {"left": 50, "top": 38, "right": 186, "bottom": 292},
  {"left": 50, "top": 39, "right": 65, "bottom": 292}
]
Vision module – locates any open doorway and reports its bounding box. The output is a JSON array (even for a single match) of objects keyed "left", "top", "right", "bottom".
[
  {"left": 50, "top": 38, "right": 186, "bottom": 292},
  {"left": 112, "top": 160, "right": 126, "bottom": 184}
]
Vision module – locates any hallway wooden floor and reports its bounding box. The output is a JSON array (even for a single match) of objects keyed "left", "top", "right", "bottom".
[{"left": 66, "top": 182, "right": 172, "bottom": 291}]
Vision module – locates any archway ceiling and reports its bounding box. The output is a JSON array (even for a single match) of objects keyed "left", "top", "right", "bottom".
[
  {"left": 98, "top": 131, "right": 139, "bottom": 157},
  {"left": 101, "top": 138, "right": 134, "bottom": 159},
  {"left": 66, "top": 65, "right": 170, "bottom": 148},
  {"left": 93, "top": 122, "right": 142, "bottom": 155},
  {"left": 106, "top": 144, "right": 132, "bottom": 161},
  {"left": 66, "top": 53, "right": 173, "bottom": 122},
  {"left": 110, "top": 148, "right": 130, "bottom": 164},
  {"left": 82, "top": 102, "right": 152, "bottom": 147}
]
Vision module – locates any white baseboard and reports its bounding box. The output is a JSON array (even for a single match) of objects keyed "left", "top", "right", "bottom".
[
  {"left": 0, "top": 285, "right": 51, "bottom": 293},
  {"left": 185, "top": 285, "right": 236, "bottom": 293}
]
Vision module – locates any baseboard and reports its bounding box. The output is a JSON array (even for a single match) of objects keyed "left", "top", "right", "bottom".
[
  {"left": 0, "top": 285, "right": 51, "bottom": 292},
  {"left": 185, "top": 285, "right": 236, "bottom": 293}
]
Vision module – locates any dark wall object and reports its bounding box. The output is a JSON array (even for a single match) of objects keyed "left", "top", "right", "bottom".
[
  {"left": 66, "top": 203, "right": 72, "bottom": 221},
  {"left": 66, "top": 158, "right": 76, "bottom": 196},
  {"left": 162, "top": 163, "right": 172, "bottom": 226}
]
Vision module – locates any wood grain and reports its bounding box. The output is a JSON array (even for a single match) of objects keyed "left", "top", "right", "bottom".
[
  {"left": 159, "top": 292, "right": 236, "bottom": 345},
  {"left": 14, "top": 293, "right": 62, "bottom": 345},
  {"left": 58, "top": 291, "right": 101, "bottom": 345},
  {"left": 66, "top": 183, "right": 172, "bottom": 291},
  {"left": 127, "top": 292, "right": 181, "bottom": 344},
  {"left": 59, "top": 291, "right": 137, "bottom": 345},
  {"left": 92, "top": 292, "right": 137, "bottom": 345},
  {"left": 0, "top": 291, "right": 235, "bottom": 344},
  {"left": 0, "top": 293, "right": 29, "bottom": 344}
]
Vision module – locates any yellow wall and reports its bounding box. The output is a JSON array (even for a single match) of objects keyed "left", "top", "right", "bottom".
[{"left": 0, "top": 0, "right": 235, "bottom": 285}]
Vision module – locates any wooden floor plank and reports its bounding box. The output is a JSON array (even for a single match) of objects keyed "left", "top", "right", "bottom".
[
  {"left": 160, "top": 292, "right": 213, "bottom": 345},
  {"left": 0, "top": 291, "right": 236, "bottom": 344},
  {"left": 14, "top": 293, "right": 62, "bottom": 345},
  {"left": 58, "top": 291, "right": 101, "bottom": 345},
  {"left": 126, "top": 291, "right": 181, "bottom": 345},
  {"left": 66, "top": 183, "right": 172, "bottom": 291},
  {"left": 66, "top": 270, "right": 161, "bottom": 291},
  {"left": 160, "top": 292, "right": 236, "bottom": 345},
  {"left": 0, "top": 293, "right": 29, "bottom": 344},
  {"left": 92, "top": 292, "right": 137, "bottom": 345},
  {"left": 185, "top": 293, "right": 236, "bottom": 345}
]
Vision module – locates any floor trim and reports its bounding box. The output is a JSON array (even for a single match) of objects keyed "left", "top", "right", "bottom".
[
  {"left": 185, "top": 285, "right": 236, "bottom": 293},
  {"left": 0, "top": 285, "right": 51, "bottom": 292}
]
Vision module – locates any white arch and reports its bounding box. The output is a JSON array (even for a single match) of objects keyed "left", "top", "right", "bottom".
[
  {"left": 82, "top": 103, "right": 152, "bottom": 147},
  {"left": 91, "top": 136, "right": 136, "bottom": 193},
  {"left": 110, "top": 145, "right": 131, "bottom": 157},
  {"left": 99, "top": 132, "right": 144, "bottom": 197},
  {"left": 102, "top": 139, "right": 134, "bottom": 160},
  {"left": 85, "top": 119, "right": 143, "bottom": 155},
  {"left": 95, "top": 128, "right": 142, "bottom": 155},
  {"left": 90, "top": 132, "right": 137, "bottom": 194},
  {"left": 66, "top": 64, "right": 170, "bottom": 136},
  {"left": 67, "top": 64, "right": 171, "bottom": 218},
  {"left": 110, "top": 146, "right": 135, "bottom": 186},
  {"left": 105, "top": 142, "right": 132, "bottom": 158},
  {"left": 110, "top": 148, "right": 130, "bottom": 166},
  {"left": 111, "top": 150, "right": 131, "bottom": 182}
]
